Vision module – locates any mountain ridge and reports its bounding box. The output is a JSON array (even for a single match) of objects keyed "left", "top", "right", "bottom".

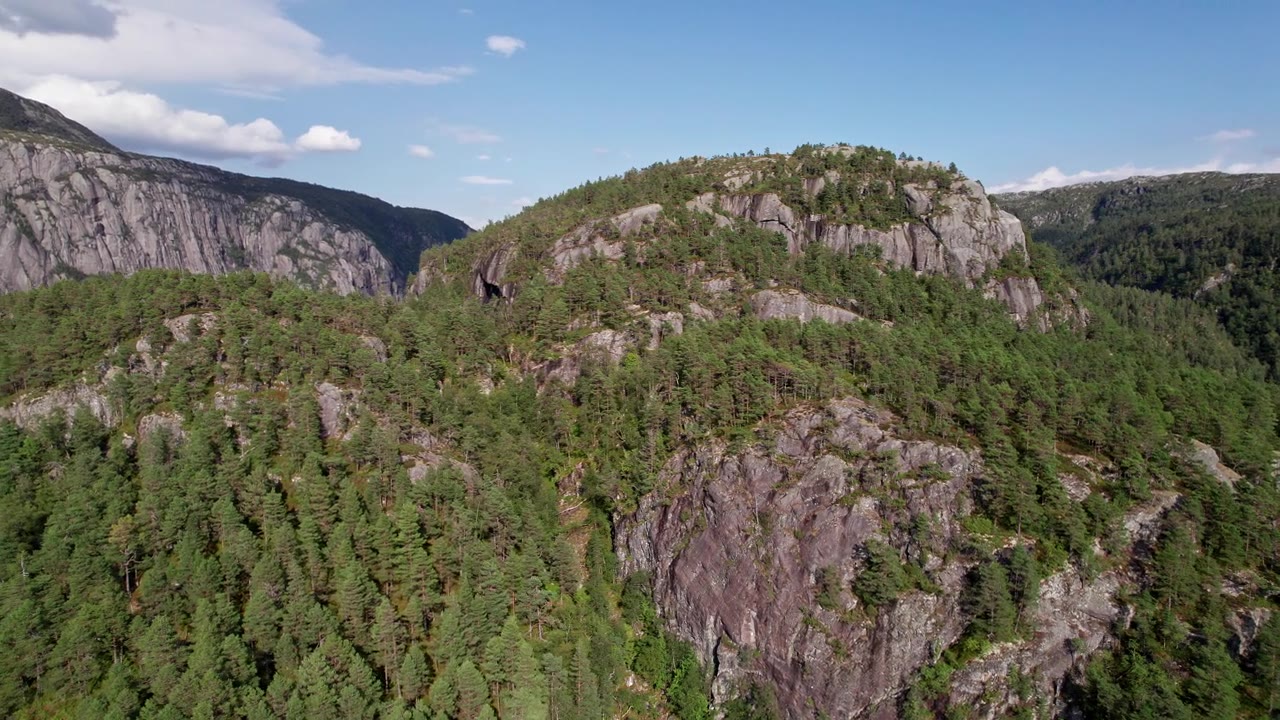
[{"left": 0, "top": 87, "right": 471, "bottom": 295}]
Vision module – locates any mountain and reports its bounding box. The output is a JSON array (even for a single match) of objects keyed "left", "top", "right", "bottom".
[
  {"left": 0, "top": 88, "right": 471, "bottom": 295},
  {"left": 0, "top": 146, "right": 1277, "bottom": 720},
  {"left": 997, "top": 172, "right": 1280, "bottom": 376}
]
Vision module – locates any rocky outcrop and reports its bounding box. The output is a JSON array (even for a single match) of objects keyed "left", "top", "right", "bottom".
[
  {"left": 948, "top": 567, "right": 1122, "bottom": 715},
  {"left": 138, "top": 411, "right": 186, "bottom": 443},
  {"left": 1183, "top": 439, "right": 1241, "bottom": 487},
  {"left": 616, "top": 396, "right": 1174, "bottom": 719},
  {"left": 548, "top": 203, "right": 662, "bottom": 280},
  {"left": 751, "top": 290, "right": 862, "bottom": 325},
  {"left": 0, "top": 90, "right": 469, "bottom": 295},
  {"left": 699, "top": 179, "right": 1025, "bottom": 284},
  {"left": 542, "top": 329, "right": 632, "bottom": 386},
  {"left": 0, "top": 380, "right": 117, "bottom": 429},
  {"left": 315, "top": 381, "right": 359, "bottom": 440},
  {"left": 468, "top": 244, "right": 518, "bottom": 300},
  {"left": 164, "top": 312, "right": 218, "bottom": 343},
  {"left": 985, "top": 276, "right": 1047, "bottom": 330},
  {"left": 617, "top": 398, "right": 984, "bottom": 718}
]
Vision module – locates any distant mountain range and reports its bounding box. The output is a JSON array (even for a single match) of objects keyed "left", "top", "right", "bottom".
[{"left": 0, "top": 87, "right": 471, "bottom": 295}]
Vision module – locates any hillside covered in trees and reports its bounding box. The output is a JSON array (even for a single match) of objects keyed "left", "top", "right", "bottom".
[
  {"left": 1, "top": 148, "right": 1279, "bottom": 719},
  {"left": 997, "top": 172, "right": 1280, "bottom": 377}
]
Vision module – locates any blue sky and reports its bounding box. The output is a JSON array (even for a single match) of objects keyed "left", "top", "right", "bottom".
[{"left": 1, "top": 1, "right": 1277, "bottom": 227}]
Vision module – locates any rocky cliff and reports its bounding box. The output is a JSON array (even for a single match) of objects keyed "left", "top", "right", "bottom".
[
  {"left": 0, "top": 88, "right": 470, "bottom": 295},
  {"left": 615, "top": 398, "right": 1171, "bottom": 719}
]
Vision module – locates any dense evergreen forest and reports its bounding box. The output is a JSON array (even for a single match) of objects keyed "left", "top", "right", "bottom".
[
  {"left": 998, "top": 173, "right": 1280, "bottom": 378},
  {"left": 2, "top": 149, "right": 1280, "bottom": 718}
]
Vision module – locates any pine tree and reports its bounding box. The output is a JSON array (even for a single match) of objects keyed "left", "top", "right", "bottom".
[
  {"left": 965, "top": 559, "right": 1016, "bottom": 642},
  {"left": 1006, "top": 545, "right": 1040, "bottom": 632}
]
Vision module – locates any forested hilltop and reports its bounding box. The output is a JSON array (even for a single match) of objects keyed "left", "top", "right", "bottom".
[
  {"left": 1, "top": 146, "right": 1279, "bottom": 719},
  {"left": 997, "top": 172, "right": 1280, "bottom": 377}
]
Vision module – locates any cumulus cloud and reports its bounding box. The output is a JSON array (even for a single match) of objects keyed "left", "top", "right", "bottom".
[
  {"left": 0, "top": 0, "right": 118, "bottom": 38},
  {"left": 1207, "top": 129, "right": 1256, "bottom": 143},
  {"left": 486, "top": 35, "right": 525, "bottom": 57},
  {"left": 0, "top": 0, "right": 473, "bottom": 91},
  {"left": 295, "top": 125, "right": 361, "bottom": 152},
  {"left": 989, "top": 155, "right": 1279, "bottom": 194},
  {"left": 408, "top": 144, "right": 435, "bottom": 159},
  {"left": 476, "top": 153, "right": 491, "bottom": 161},
  {"left": 461, "top": 175, "right": 513, "bottom": 185},
  {"left": 23, "top": 75, "right": 358, "bottom": 163},
  {"left": 429, "top": 120, "right": 501, "bottom": 144}
]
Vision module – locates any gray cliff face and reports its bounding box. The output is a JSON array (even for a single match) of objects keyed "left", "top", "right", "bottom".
[
  {"left": 0, "top": 140, "right": 439, "bottom": 294},
  {"left": 615, "top": 397, "right": 1174, "bottom": 720},
  {"left": 617, "top": 398, "right": 983, "bottom": 718},
  {"left": 0, "top": 90, "right": 470, "bottom": 295},
  {"left": 751, "top": 289, "right": 862, "bottom": 325},
  {"left": 700, "top": 179, "right": 1026, "bottom": 284}
]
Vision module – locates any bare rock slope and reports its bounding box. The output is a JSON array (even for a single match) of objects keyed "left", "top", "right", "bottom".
[{"left": 0, "top": 88, "right": 470, "bottom": 295}]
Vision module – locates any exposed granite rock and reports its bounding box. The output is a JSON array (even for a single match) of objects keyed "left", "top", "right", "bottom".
[
  {"left": 0, "top": 139, "right": 467, "bottom": 295},
  {"left": 647, "top": 311, "right": 684, "bottom": 349},
  {"left": 687, "top": 302, "right": 717, "bottom": 321},
  {"left": 751, "top": 290, "right": 862, "bottom": 324},
  {"left": 700, "top": 181, "right": 1026, "bottom": 285},
  {"left": 1227, "top": 606, "right": 1273, "bottom": 659},
  {"left": 617, "top": 398, "right": 982, "bottom": 718},
  {"left": 985, "top": 277, "right": 1047, "bottom": 330},
  {"left": 359, "top": 335, "right": 388, "bottom": 363},
  {"left": 164, "top": 312, "right": 218, "bottom": 343},
  {"left": 0, "top": 382, "right": 116, "bottom": 429},
  {"left": 315, "top": 382, "right": 359, "bottom": 440},
  {"left": 1123, "top": 491, "right": 1181, "bottom": 548},
  {"left": 1183, "top": 439, "right": 1241, "bottom": 488},
  {"left": 138, "top": 412, "right": 186, "bottom": 443},
  {"left": 542, "top": 329, "right": 632, "bottom": 386},
  {"left": 948, "top": 567, "right": 1122, "bottom": 718},
  {"left": 547, "top": 203, "right": 663, "bottom": 281},
  {"left": 468, "top": 243, "right": 519, "bottom": 300},
  {"left": 903, "top": 184, "right": 933, "bottom": 217}
]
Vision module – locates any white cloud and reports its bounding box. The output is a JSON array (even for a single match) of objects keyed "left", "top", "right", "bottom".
[
  {"left": 991, "top": 158, "right": 1228, "bottom": 193},
  {"left": 429, "top": 120, "right": 501, "bottom": 144},
  {"left": 24, "top": 75, "right": 291, "bottom": 160},
  {"left": 1207, "top": 128, "right": 1256, "bottom": 143},
  {"left": 458, "top": 8, "right": 474, "bottom": 15},
  {"left": 461, "top": 175, "right": 513, "bottom": 185},
  {"left": 295, "top": 125, "right": 361, "bottom": 152},
  {"left": 511, "top": 196, "right": 534, "bottom": 208},
  {"left": 1225, "top": 158, "right": 1280, "bottom": 174},
  {"left": 408, "top": 144, "right": 435, "bottom": 159},
  {"left": 0, "top": 0, "right": 118, "bottom": 38},
  {"left": 23, "top": 75, "right": 358, "bottom": 163},
  {"left": 486, "top": 35, "right": 525, "bottom": 57},
  {"left": 0, "top": 0, "right": 474, "bottom": 91},
  {"left": 476, "top": 153, "right": 491, "bottom": 161},
  {"left": 592, "top": 147, "right": 609, "bottom": 155}
]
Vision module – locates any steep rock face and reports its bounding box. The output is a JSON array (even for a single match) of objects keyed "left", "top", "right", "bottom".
[
  {"left": 548, "top": 203, "right": 662, "bottom": 279},
  {"left": 0, "top": 380, "right": 116, "bottom": 429},
  {"left": 751, "top": 289, "right": 862, "bottom": 324},
  {"left": 0, "top": 92, "right": 470, "bottom": 295},
  {"left": 617, "top": 398, "right": 983, "bottom": 718},
  {"left": 701, "top": 180, "right": 1025, "bottom": 284},
  {"left": 616, "top": 397, "right": 1174, "bottom": 719}
]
